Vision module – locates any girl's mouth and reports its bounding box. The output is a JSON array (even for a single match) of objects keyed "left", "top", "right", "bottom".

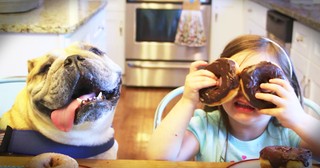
[{"left": 234, "top": 100, "right": 255, "bottom": 112}]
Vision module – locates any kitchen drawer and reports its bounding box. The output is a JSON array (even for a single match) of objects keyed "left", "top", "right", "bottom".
[
  {"left": 244, "top": 0, "right": 268, "bottom": 30},
  {"left": 246, "top": 20, "right": 267, "bottom": 36},
  {"left": 291, "top": 22, "right": 313, "bottom": 57}
]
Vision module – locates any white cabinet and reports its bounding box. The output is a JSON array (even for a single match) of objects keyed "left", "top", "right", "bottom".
[
  {"left": 0, "top": 8, "right": 107, "bottom": 77},
  {"left": 104, "top": 0, "right": 125, "bottom": 72},
  {"left": 0, "top": 34, "right": 61, "bottom": 77},
  {"left": 68, "top": 7, "right": 107, "bottom": 50},
  {"left": 307, "top": 27, "right": 320, "bottom": 109},
  {"left": 290, "top": 21, "right": 320, "bottom": 113},
  {"left": 243, "top": 0, "right": 268, "bottom": 36},
  {"left": 210, "top": 0, "right": 244, "bottom": 61}
]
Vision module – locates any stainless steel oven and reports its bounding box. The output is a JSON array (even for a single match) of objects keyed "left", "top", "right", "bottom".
[{"left": 125, "top": 0, "right": 211, "bottom": 87}]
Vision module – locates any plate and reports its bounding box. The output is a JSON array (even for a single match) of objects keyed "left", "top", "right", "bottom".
[
  {"left": 227, "top": 159, "right": 320, "bottom": 168},
  {"left": 227, "top": 159, "right": 260, "bottom": 168}
]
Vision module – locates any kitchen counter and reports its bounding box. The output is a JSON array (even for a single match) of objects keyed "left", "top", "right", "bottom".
[
  {"left": 0, "top": 0, "right": 107, "bottom": 34},
  {"left": 250, "top": 0, "right": 320, "bottom": 32}
]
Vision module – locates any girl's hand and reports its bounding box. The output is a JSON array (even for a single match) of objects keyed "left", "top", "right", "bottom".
[
  {"left": 182, "top": 61, "right": 217, "bottom": 104},
  {"left": 255, "top": 78, "right": 305, "bottom": 128}
]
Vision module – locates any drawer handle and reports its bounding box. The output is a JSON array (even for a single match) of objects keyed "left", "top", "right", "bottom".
[
  {"left": 296, "top": 36, "right": 304, "bottom": 42},
  {"left": 127, "top": 62, "right": 190, "bottom": 69}
]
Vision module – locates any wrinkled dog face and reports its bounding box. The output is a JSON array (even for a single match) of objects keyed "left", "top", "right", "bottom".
[{"left": 26, "top": 43, "right": 122, "bottom": 132}]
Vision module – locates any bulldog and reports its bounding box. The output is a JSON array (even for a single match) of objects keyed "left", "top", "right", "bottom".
[{"left": 0, "top": 42, "right": 122, "bottom": 159}]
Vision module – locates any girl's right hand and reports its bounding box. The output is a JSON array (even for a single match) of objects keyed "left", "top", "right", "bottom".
[{"left": 182, "top": 61, "right": 217, "bottom": 104}]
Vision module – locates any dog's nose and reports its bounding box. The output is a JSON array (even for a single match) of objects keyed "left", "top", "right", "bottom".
[{"left": 64, "top": 55, "right": 85, "bottom": 67}]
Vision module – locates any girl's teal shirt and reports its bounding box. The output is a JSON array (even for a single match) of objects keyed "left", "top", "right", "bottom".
[{"left": 187, "top": 109, "right": 300, "bottom": 162}]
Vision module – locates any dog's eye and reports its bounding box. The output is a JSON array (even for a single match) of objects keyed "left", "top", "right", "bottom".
[
  {"left": 89, "top": 47, "right": 104, "bottom": 56},
  {"left": 39, "top": 64, "right": 51, "bottom": 74}
]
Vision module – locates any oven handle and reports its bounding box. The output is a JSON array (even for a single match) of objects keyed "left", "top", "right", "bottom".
[
  {"left": 127, "top": 62, "right": 190, "bottom": 69},
  {"left": 126, "top": 0, "right": 211, "bottom": 4}
]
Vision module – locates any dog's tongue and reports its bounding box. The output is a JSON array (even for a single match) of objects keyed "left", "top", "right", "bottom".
[{"left": 51, "top": 93, "right": 95, "bottom": 132}]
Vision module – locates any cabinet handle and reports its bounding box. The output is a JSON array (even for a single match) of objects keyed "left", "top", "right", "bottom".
[
  {"left": 247, "top": 8, "right": 252, "bottom": 13},
  {"left": 301, "top": 76, "right": 306, "bottom": 96},
  {"left": 303, "top": 77, "right": 311, "bottom": 98},
  {"left": 119, "top": 21, "right": 123, "bottom": 36},
  {"left": 93, "top": 26, "right": 105, "bottom": 40},
  {"left": 127, "top": 62, "right": 190, "bottom": 69},
  {"left": 119, "top": 27, "right": 123, "bottom": 36},
  {"left": 296, "top": 35, "right": 304, "bottom": 42}
]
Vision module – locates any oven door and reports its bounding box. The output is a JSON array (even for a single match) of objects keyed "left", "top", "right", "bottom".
[{"left": 125, "top": 1, "right": 211, "bottom": 61}]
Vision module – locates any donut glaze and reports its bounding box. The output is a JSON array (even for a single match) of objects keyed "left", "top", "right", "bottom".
[
  {"left": 199, "top": 58, "right": 240, "bottom": 106},
  {"left": 260, "top": 146, "right": 312, "bottom": 168},
  {"left": 240, "top": 61, "right": 286, "bottom": 109}
]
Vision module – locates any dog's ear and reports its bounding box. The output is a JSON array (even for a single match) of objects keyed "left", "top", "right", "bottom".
[
  {"left": 27, "top": 55, "right": 54, "bottom": 74},
  {"left": 27, "top": 59, "right": 36, "bottom": 73}
]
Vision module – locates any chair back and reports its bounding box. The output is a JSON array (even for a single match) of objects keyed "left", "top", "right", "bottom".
[
  {"left": 153, "top": 86, "right": 184, "bottom": 130},
  {"left": 303, "top": 97, "right": 320, "bottom": 119},
  {"left": 154, "top": 86, "right": 320, "bottom": 130},
  {"left": 0, "top": 77, "right": 26, "bottom": 116}
]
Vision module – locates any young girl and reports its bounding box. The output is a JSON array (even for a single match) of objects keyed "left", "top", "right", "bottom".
[{"left": 146, "top": 34, "right": 320, "bottom": 162}]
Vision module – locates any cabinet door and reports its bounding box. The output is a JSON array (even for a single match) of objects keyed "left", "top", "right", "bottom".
[
  {"left": 243, "top": 0, "right": 268, "bottom": 36},
  {"left": 89, "top": 10, "right": 107, "bottom": 50},
  {"left": 291, "top": 50, "right": 309, "bottom": 89},
  {"left": 309, "top": 28, "right": 320, "bottom": 66},
  {"left": 290, "top": 49, "right": 310, "bottom": 97},
  {"left": 246, "top": 20, "right": 267, "bottom": 35},
  {"left": 291, "top": 22, "right": 313, "bottom": 58},
  {"left": 105, "top": 11, "right": 125, "bottom": 72},
  {"left": 306, "top": 62, "right": 320, "bottom": 118},
  {"left": 210, "top": 0, "right": 244, "bottom": 61},
  {"left": 308, "top": 63, "right": 320, "bottom": 104},
  {"left": 291, "top": 21, "right": 320, "bottom": 115},
  {"left": 67, "top": 8, "right": 107, "bottom": 50},
  {"left": 308, "top": 30, "right": 320, "bottom": 107}
]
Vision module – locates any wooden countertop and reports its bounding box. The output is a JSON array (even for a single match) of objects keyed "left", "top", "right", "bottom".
[
  {"left": 250, "top": 0, "right": 320, "bottom": 32},
  {"left": 0, "top": 0, "right": 107, "bottom": 34},
  {"left": 0, "top": 156, "right": 232, "bottom": 168}
]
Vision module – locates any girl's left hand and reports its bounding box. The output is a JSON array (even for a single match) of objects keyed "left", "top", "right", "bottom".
[{"left": 255, "top": 78, "right": 305, "bottom": 129}]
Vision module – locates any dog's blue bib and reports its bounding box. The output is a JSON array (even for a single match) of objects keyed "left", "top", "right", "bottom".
[{"left": 0, "top": 126, "right": 115, "bottom": 158}]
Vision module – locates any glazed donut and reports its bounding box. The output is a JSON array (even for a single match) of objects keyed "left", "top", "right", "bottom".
[
  {"left": 240, "top": 61, "right": 286, "bottom": 109},
  {"left": 26, "top": 152, "right": 78, "bottom": 168},
  {"left": 199, "top": 58, "right": 240, "bottom": 106}
]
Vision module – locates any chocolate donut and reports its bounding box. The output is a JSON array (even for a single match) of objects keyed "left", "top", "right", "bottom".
[
  {"left": 240, "top": 61, "right": 286, "bottom": 109},
  {"left": 199, "top": 58, "right": 240, "bottom": 106},
  {"left": 260, "top": 146, "right": 312, "bottom": 168}
]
